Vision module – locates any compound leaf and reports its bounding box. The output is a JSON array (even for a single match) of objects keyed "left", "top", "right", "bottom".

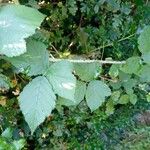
[{"left": 19, "top": 76, "right": 56, "bottom": 134}]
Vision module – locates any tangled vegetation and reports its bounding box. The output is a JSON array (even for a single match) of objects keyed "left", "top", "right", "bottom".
[{"left": 0, "top": 0, "right": 150, "bottom": 149}]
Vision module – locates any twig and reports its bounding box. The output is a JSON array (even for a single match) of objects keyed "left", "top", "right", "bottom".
[
  {"left": 100, "top": 42, "right": 105, "bottom": 60},
  {"left": 100, "top": 76, "right": 118, "bottom": 82},
  {"left": 49, "top": 58, "right": 126, "bottom": 64},
  {"left": 91, "top": 33, "right": 135, "bottom": 52},
  {"left": 118, "top": 33, "right": 135, "bottom": 42},
  {"left": 50, "top": 44, "right": 60, "bottom": 56}
]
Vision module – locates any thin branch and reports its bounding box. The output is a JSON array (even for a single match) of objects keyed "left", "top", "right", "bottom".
[
  {"left": 50, "top": 44, "right": 60, "bottom": 56},
  {"left": 49, "top": 58, "right": 126, "bottom": 64},
  {"left": 100, "top": 75, "right": 118, "bottom": 82},
  {"left": 91, "top": 33, "right": 135, "bottom": 52},
  {"left": 118, "top": 33, "right": 135, "bottom": 42}
]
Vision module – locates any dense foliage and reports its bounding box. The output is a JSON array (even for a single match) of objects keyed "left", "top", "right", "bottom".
[{"left": 0, "top": 0, "right": 150, "bottom": 149}]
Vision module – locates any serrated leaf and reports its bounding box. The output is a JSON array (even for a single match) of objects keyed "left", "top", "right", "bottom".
[
  {"left": 0, "top": 137, "right": 14, "bottom": 150},
  {"left": 0, "top": 74, "right": 10, "bottom": 90},
  {"left": 57, "top": 97, "right": 76, "bottom": 106},
  {"left": 119, "top": 71, "right": 131, "bottom": 82},
  {"left": 120, "top": 57, "right": 141, "bottom": 74},
  {"left": 0, "top": 96, "right": 7, "bottom": 106},
  {"left": 147, "top": 93, "right": 150, "bottom": 102},
  {"left": 78, "top": 28, "right": 89, "bottom": 49},
  {"left": 4, "top": 39, "right": 49, "bottom": 76},
  {"left": 74, "top": 80, "right": 86, "bottom": 104},
  {"left": 0, "top": 5, "right": 45, "bottom": 57},
  {"left": 138, "top": 65, "right": 150, "bottom": 82},
  {"left": 86, "top": 80, "right": 111, "bottom": 111},
  {"left": 122, "top": 79, "right": 137, "bottom": 94},
  {"left": 109, "top": 81, "right": 122, "bottom": 90},
  {"left": 129, "top": 93, "right": 137, "bottom": 105},
  {"left": 109, "top": 64, "right": 120, "bottom": 78},
  {"left": 1, "top": 128, "right": 13, "bottom": 139},
  {"left": 138, "top": 26, "right": 150, "bottom": 54},
  {"left": 118, "top": 94, "right": 129, "bottom": 104},
  {"left": 12, "top": 139, "right": 26, "bottom": 150},
  {"left": 105, "top": 100, "right": 114, "bottom": 115},
  {"left": 57, "top": 80, "right": 86, "bottom": 106},
  {"left": 74, "top": 63, "right": 101, "bottom": 82},
  {"left": 0, "top": 137, "right": 25, "bottom": 150},
  {"left": 111, "top": 91, "right": 120, "bottom": 102},
  {"left": 19, "top": 76, "right": 56, "bottom": 134},
  {"left": 142, "top": 53, "right": 150, "bottom": 64},
  {"left": 46, "top": 61, "right": 76, "bottom": 101}
]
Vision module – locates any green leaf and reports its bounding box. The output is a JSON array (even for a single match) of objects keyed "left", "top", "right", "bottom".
[
  {"left": 57, "top": 97, "right": 76, "bottom": 107},
  {"left": 0, "top": 5, "right": 45, "bottom": 57},
  {"left": 1, "top": 128, "right": 13, "bottom": 139},
  {"left": 86, "top": 80, "right": 111, "bottom": 111},
  {"left": 46, "top": 61, "right": 76, "bottom": 101},
  {"left": 0, "top": 137, "right": 25, "bottom": 150},
  {"left": 4, "top": 39, "right": 49, "bottom": 76},
  {"left": 138, "top": 26, "right": 150, "bottom": 54},
  {"left": 74, "top": 63, "right": 101, "bottom": 82},
  {"left": 94, "top": 4, "right": 100, "bottom": 14},
  {"left": 120, "top": 57, "right": 141, "bottom": 74},
  {"left": 109, "top": 64, "right": 120, "bottom": 78},
  {"left": 129, "top": 93, "right": 137, "bottom": 105},
  {"left": 19, "top": 76, "right": 56, "bottom": 134},
  {"left": 111, "top": 91, "right": 120, "bottom": 102},
  {"left": 118, "top": 94, "right": 129, "bottom": 104},
  {"left": 105, "top": 100, "right": 114, "bottom": 115},
  {"left": 122, "top": 79, "right": 137, "bottom": 94},
  {"left": 57, "top": 80, "right": 86, "bottom": 106},
  {"left": 142, "top": 53, "right": 150, "bottom": 64},
  {"left": 74, "top": 80, "right": 86, "bottom": 104},
  {"left": 146, "top": 93, "right": 150, "bottom": 102},
  {"left": 119, "top": 71, "right": 131, "bottom": 82},
  {"left": 0, "top": 137, "right": 14, "bottom": 150},
  {"left": 12, "top": 139, "right": 26, "bottom": 150},
  {"left": 0, "top": 74, "right": 10, "bottom": 90},
  {"left": 138, "top": 65, "right": 150, "bottom": 82},
  {"left": 109, "top": 81, "right": 122, "bottom": 90},
  {"left": 78, "top": 28, "right": 89, "bottom": 49}
]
